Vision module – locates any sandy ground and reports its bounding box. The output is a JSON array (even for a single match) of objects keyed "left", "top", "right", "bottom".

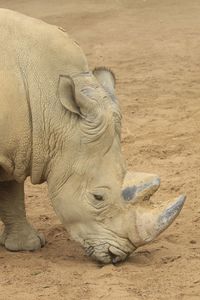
[{"left": 0, "top": 0, "right": 200, "bottom": 299}]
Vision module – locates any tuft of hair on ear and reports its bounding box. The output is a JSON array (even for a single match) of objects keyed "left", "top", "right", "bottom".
[{"left": 93, "top": 66, "right": 116, "bottom": 86}]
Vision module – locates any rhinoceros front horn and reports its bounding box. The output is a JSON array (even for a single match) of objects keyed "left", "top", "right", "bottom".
[
  {"left": 129, "top": 195, "right": 186, "bottom": 247},
  {"left": 122, "top": 172, "right": 186, "bottom": 247}
]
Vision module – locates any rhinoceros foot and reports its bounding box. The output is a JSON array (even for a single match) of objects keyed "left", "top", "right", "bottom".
[{"left": 0, "top": 223, "right": 45, "bottom": 251}]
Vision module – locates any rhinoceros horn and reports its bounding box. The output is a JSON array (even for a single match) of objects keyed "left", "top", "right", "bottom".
[
  {"left": 122, "top": 171, "right": 160, "bottom": 203},
  {"left": 122, "top": 172, "right": 186, "bottom": 247}
]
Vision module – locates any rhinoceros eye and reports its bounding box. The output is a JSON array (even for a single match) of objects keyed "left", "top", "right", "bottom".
[{"left": 93, "top": 194, "right": 104, "bottom": 201}]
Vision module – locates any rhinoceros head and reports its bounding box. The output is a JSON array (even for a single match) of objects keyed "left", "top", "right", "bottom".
[{"left": 47, "top": 67, "right": 185, "bottom": 264}]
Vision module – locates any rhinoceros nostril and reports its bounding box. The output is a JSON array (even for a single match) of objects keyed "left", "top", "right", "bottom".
[
  {"left": 108, "top": 249, "right": 121, "bottom": 265},
  {"left": 85, "top": 246, "right": 94, "bottom": 256}
]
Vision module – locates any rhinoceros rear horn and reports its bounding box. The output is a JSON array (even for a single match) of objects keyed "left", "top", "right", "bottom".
[{"left": 122, "top": 171, "right": 160, "bottom": 203}]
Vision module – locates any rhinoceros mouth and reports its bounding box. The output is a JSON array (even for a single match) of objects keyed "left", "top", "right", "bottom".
[
  {"left": 108, "top": 245, "right": 130, "bottom": 264},
  {"left": 84, "top": 242, "right": 132, "bottom": 264}
]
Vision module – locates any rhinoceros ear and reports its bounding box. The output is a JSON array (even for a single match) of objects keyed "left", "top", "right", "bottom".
[
  {"left": 93, "top": 67, "right": 116, "bottom": 99},
  {"left": 58, "top": 75, "right": 82, "bottom": 116}
]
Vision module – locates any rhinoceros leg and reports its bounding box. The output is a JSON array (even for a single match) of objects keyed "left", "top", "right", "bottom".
[{"left": 0, "top": 181, "right": 45, "bottom": 251}]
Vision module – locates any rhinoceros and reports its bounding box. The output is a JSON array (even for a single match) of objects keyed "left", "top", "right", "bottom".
[{"left": 0, "top": 9, "right": 186, "bottom": 264}]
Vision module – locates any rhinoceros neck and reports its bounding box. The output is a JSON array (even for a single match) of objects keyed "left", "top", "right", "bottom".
[
  {"left": 27, "top": 76, "right": 61, "bottom": 184},
  {"left": 25, "top": 62, "right": 88, "bottom": 185},
  {"left": 29, "top": 106, "right": 47, "bottom": 184},
  {"left": 27, "top": 69, "right": 83, "bottom": 184},
  {"left": 22, "top": 74, "right": 47, "bottom": 184}
]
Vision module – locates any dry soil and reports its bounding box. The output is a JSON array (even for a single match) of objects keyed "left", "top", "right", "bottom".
[{"left": 0, "top": 1, "right": 200, "bottom": 299}]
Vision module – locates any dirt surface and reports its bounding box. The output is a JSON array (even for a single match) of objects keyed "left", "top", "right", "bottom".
[{"left": 0, "top": 0, "right": 200, "bottom": 299}]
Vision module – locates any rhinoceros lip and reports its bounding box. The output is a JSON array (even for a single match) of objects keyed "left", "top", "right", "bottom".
[
  {"left": 108, "top": 245, "right": 129, "bottom": 264},
  {"left": 85, "top": 243, "right": 130, "bottom": 264}
]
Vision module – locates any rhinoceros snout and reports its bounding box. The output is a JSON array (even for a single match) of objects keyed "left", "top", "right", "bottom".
[{"left": 84, "top": 242, "right": 131, "bottom": 264}]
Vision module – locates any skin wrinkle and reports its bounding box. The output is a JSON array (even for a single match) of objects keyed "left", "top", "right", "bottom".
[
  {"left": 38, "top": 86, "right": 51, "bottom": 180},
  {"left": 80, "top": 109, "right": 111, "bottom": 141},
  {"left": 47, "top": 123, "right": 65, "bottom": 159},
  {"left": 46, "top": 112, "right": 79, "bottom": 181},
  {"left": 37, "top": 74, "right": 57, "bottom": 158},
  {"left": 24, "top": 57, "right": 48, "bottom": 183},
  {"left": 47, "top": 124, "right": 81, "bottom": 191},
  {"left": 73, "top": 72, "right": 121, "bottom": 146},
  {"left": 82, "top": 122, "right": 111, "bottom": 145},
  {"left": 81, "top": 203, "right": 133, "bottom": 249},
  {"left": 49, "top": 173, "right": 73, "bottom": 200},
  {"left": 84, "top": 113, "right": 119, "bottom": 158},
  {"left": 15, "top": 54, "right": 32, "bottom": 180},
  {"left": 88, "top": 200, "right": 110, "bottom": 216},
  {"left": 102, "top": 133, "right": 115, "bottom": 156}
]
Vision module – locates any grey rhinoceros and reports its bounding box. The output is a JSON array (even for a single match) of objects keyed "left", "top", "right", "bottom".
[{"left": 0, "top": 9, "right": 186, "bottom": 264}]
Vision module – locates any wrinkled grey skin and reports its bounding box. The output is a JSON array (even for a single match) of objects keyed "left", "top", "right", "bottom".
[{"left": 0, "top": 9, "right": 186, "bottom": 264}]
